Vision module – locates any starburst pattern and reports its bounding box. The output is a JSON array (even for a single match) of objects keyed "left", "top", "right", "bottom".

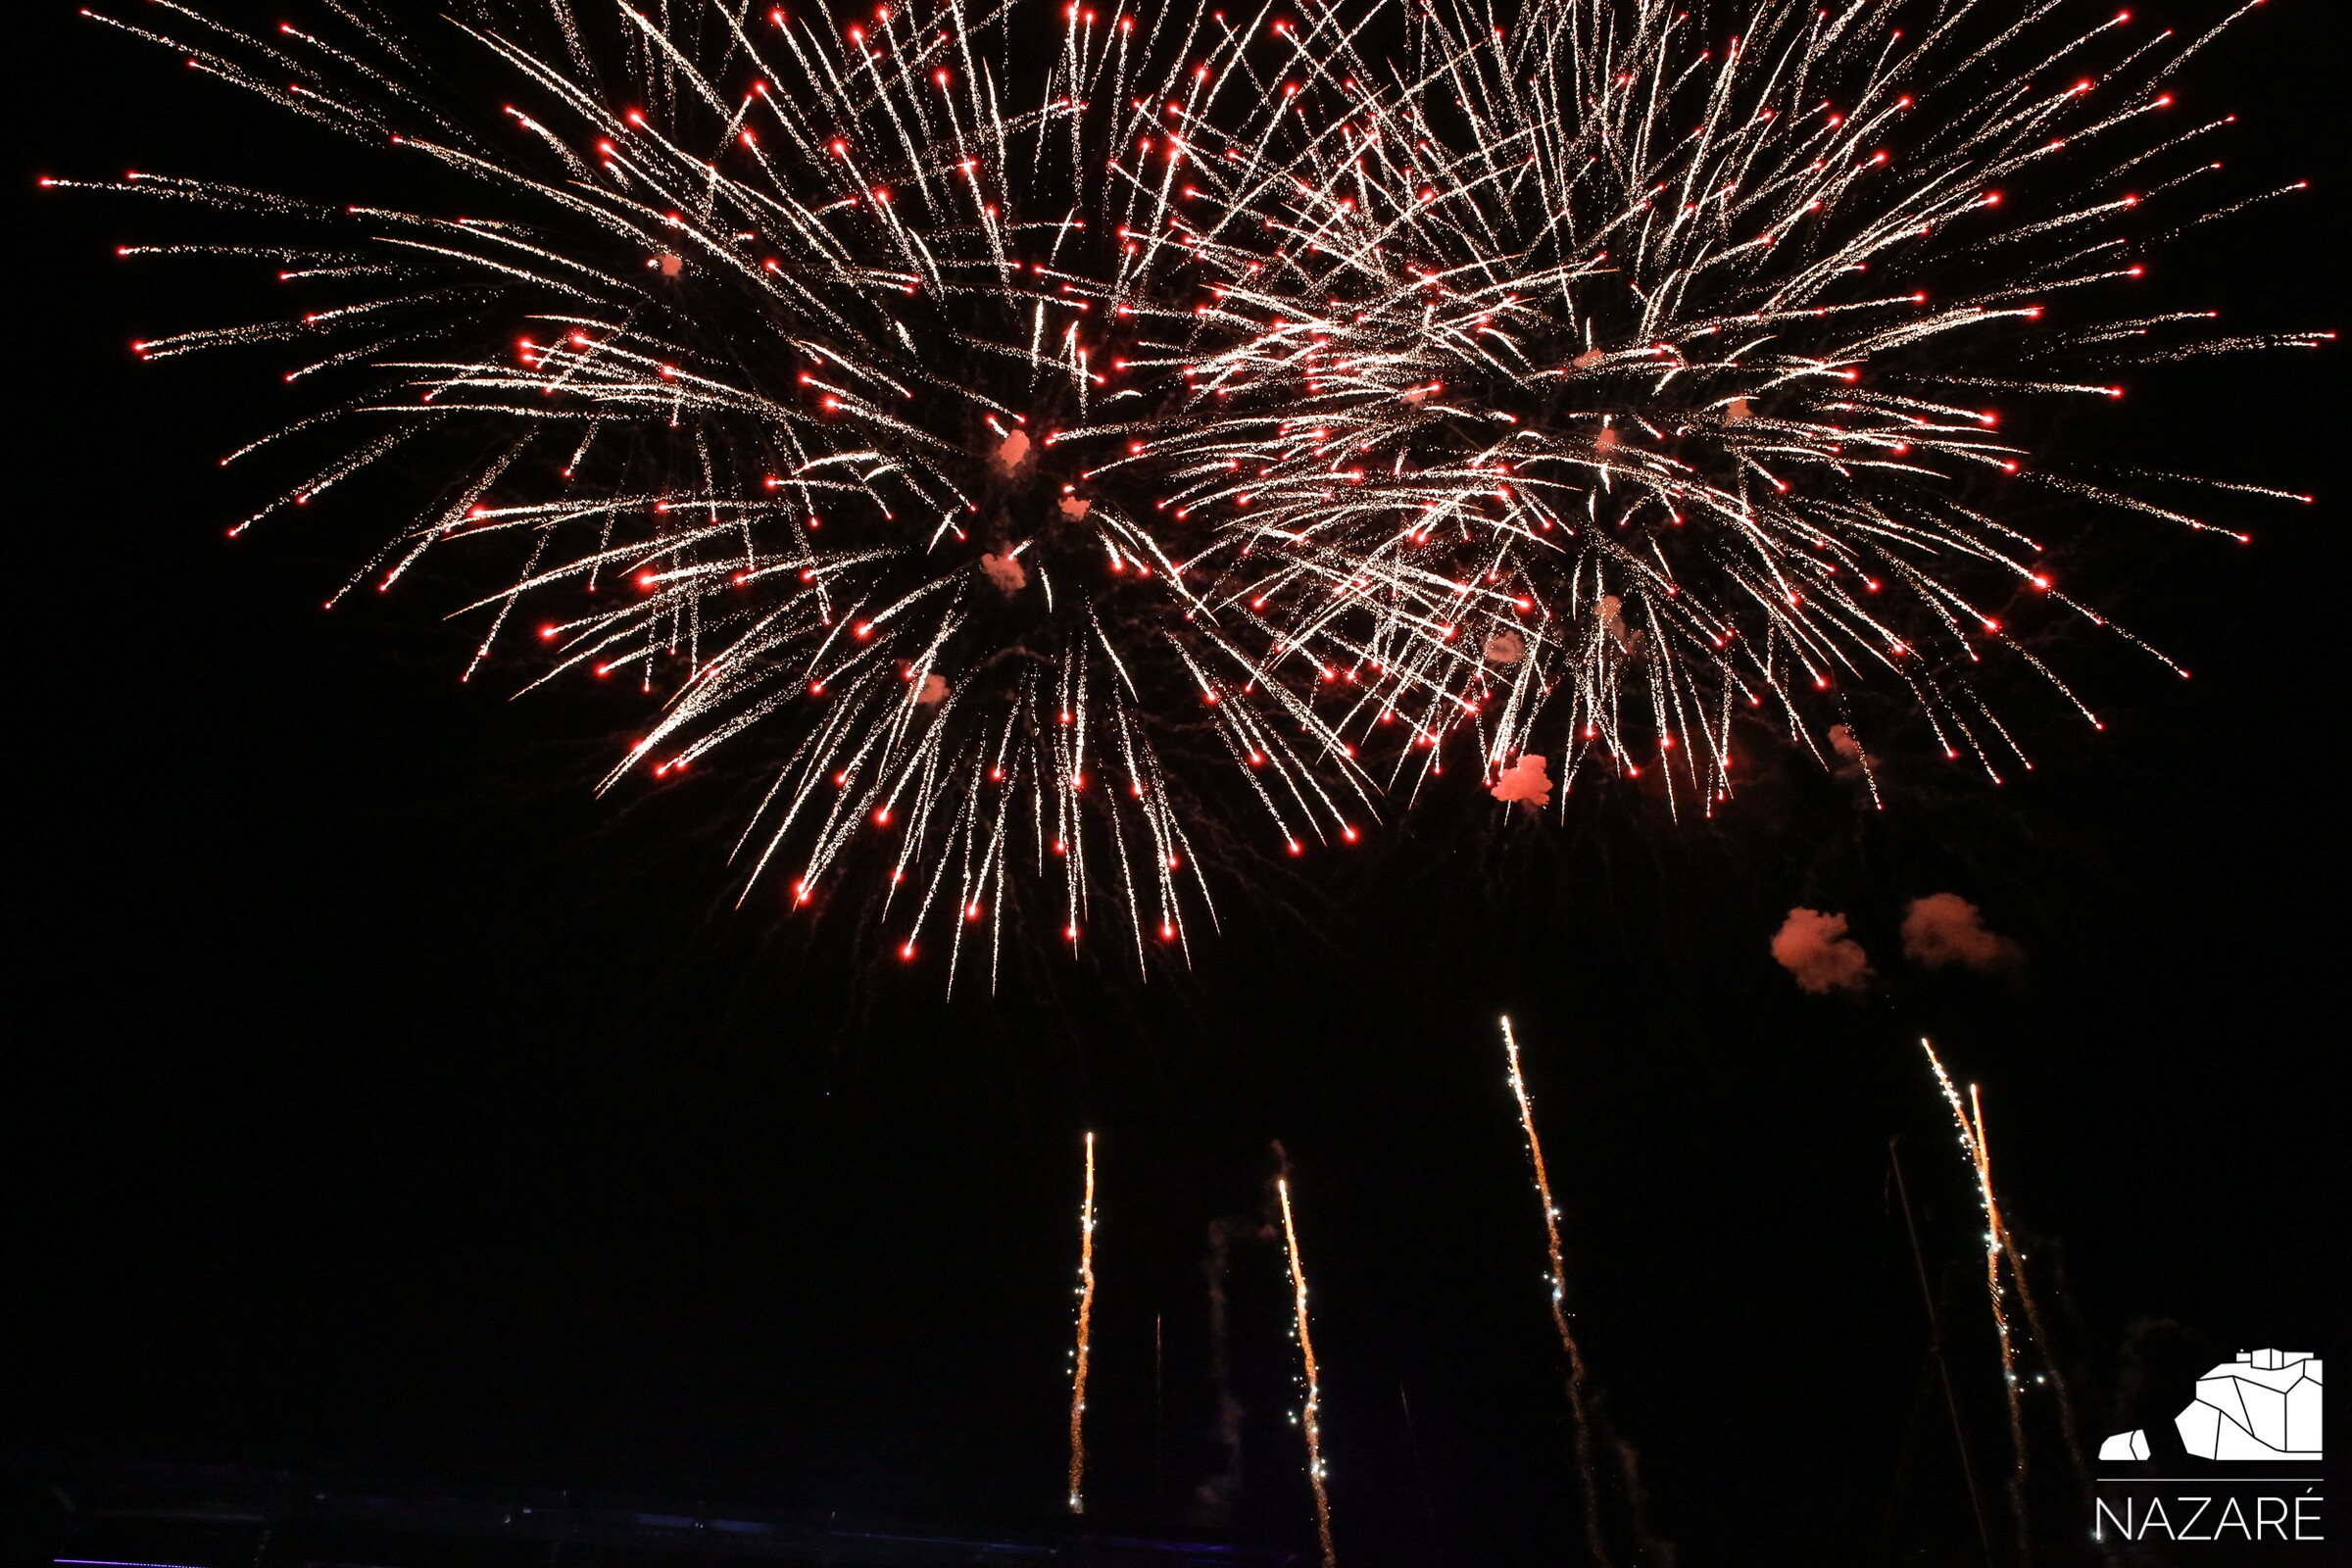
[
  {"left": 54, "top": 0, "right": 2320, "bottom": 978},
  {"left": 70, "top": 0, "right": 1391, "bottom": 985},
  {"left": 1153, "top": 0, "right": 2323, "bottom": 811}
]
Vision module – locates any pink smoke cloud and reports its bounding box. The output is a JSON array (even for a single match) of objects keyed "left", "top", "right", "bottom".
[
  {"left": 1597, "top": 594, "right": 1642, "bottom": 655},
  {"left": 1771, "top": 908, "right": 1874, "bottom": 995},
  {"left": 1901, "top": 893, "right": 2021, "bottom": 971},
  {"left": 914, "top": 672, "right": 949, "bottom": 706},
  {"left": 992, "top": 427, "right": 1032, "bottom": 474},
  {"left": 979, "top": 552, "right": 1027, "bottom": 593},
  {"left": 1490, "top": 754, "right": 1552, "bottom": 808}
]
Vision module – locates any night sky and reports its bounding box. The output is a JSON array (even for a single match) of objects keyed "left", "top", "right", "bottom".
[{"left": 9, "top": 2, "right": 2343, "bottom": 1563}]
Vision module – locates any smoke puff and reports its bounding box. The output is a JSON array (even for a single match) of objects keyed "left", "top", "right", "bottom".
[
  {"left": 1901, "top": 893, "right": 2021, "bottom": 971},
  {"left": 915, "top": 672, "right": 949, "bottom": 705},
  {"left": 1772, "top": 907, "right": 1874, "bottom": 995},
  {"left": 992, "top": 427, "right": 1031, "bottom": 473},
  {"left": 979, "top": 552, "right": 1027, "bottom": 593},
  {"left": 1828, "top": 723, "right": 1863, "bottom": 762},
  {"left": 1485, "top": 628, "right": 1527, "bottom": 665},
  {"left": 1597, "top": 594, "right": 1641, "bottom": 654},
  {"left": 1057, "top": 494, "right": 1092, "bottom": 519},
  {"left": 1490, "top": 753, "right": 1552, "bottom": 808}
]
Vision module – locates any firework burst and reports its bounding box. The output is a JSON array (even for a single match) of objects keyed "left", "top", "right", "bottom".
[
  {"left": 56, "top": 0, "right": 2322, "bottom": 971},
  {"left": 68, "top": 0, "right": 1384, "bottom": 985},
  {"left": 1154, "top": 0, "right": 2324, "bottom": 812}
]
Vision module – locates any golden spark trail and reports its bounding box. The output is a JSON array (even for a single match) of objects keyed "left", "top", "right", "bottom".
[
  {"left": 1920, "top": 1039, "right": 2029, "bottom": 1558},
  {"left": 1501, "top": 1016, "right": 1610, "bottom": 1568},
  {"left": 1066, "top": 1131, "right": 1097, "bottom": 1515},
  {"left": 1276, "top": 1174, "right": 1335, "bottom": 1568},
  {"left": 1987, "top": 1144, "right": 2100, "bottom": 1519}
]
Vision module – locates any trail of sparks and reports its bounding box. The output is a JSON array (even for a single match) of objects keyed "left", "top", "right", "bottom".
[
  {"left": 1500, "top": 1016, "right": 1607, "bottom": 1567},
  {"left": 1276, "top": 1174, "right": 1336, "bottom": 1568},
  {"left": 1996, "top": 1186, "right": 2100, "bottom": 1530},
  {"left": 1066, "top": 1130, "right": 1098, "bottom": 1514},
  {"left": 1920, "top": 1038, "right": 2028, "bottom": 1559}
]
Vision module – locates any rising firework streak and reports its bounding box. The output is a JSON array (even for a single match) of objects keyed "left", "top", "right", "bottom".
[
  {"left": 1276, "top": 1175, "right": 1336, "bottom": 1568},
  {"left": 1500, "top": 1016, "right": 1609, "bottom": 1566},
  {"left": 1919, "top": 1038, "right": 2029, "bottom": 1554},
  {"left": 1067, "top": 1131, "right": 1098, "bottom": 1515}
]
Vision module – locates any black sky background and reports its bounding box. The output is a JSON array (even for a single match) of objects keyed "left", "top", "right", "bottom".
[{"left": 8, "top": 2, "right": 2345, "bottom": 1563}]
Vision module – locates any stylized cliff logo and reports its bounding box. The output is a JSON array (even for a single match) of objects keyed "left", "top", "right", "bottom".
[{"left": 2101, "top": 1348, "right": 2323, "bottom": 1462}]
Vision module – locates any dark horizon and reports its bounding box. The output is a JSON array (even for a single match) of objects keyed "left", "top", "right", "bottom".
[{"left": 9, "top": 1, "right": 2342, "bottom": 1563}]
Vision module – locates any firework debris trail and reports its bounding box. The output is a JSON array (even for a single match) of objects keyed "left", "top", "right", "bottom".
[
  {"left": 1067, "top": 1130, "right": 1098, "bottom": 1514},
  {"left": 1500, "top": 1017, "right": 1609, "bottom": 1565},
  {"left": 1275, "top": 1173, "right": 1336, "bottom": 1568},
  {"left": 54, "top": 0, "right": 2325, "bottom": 969}
]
